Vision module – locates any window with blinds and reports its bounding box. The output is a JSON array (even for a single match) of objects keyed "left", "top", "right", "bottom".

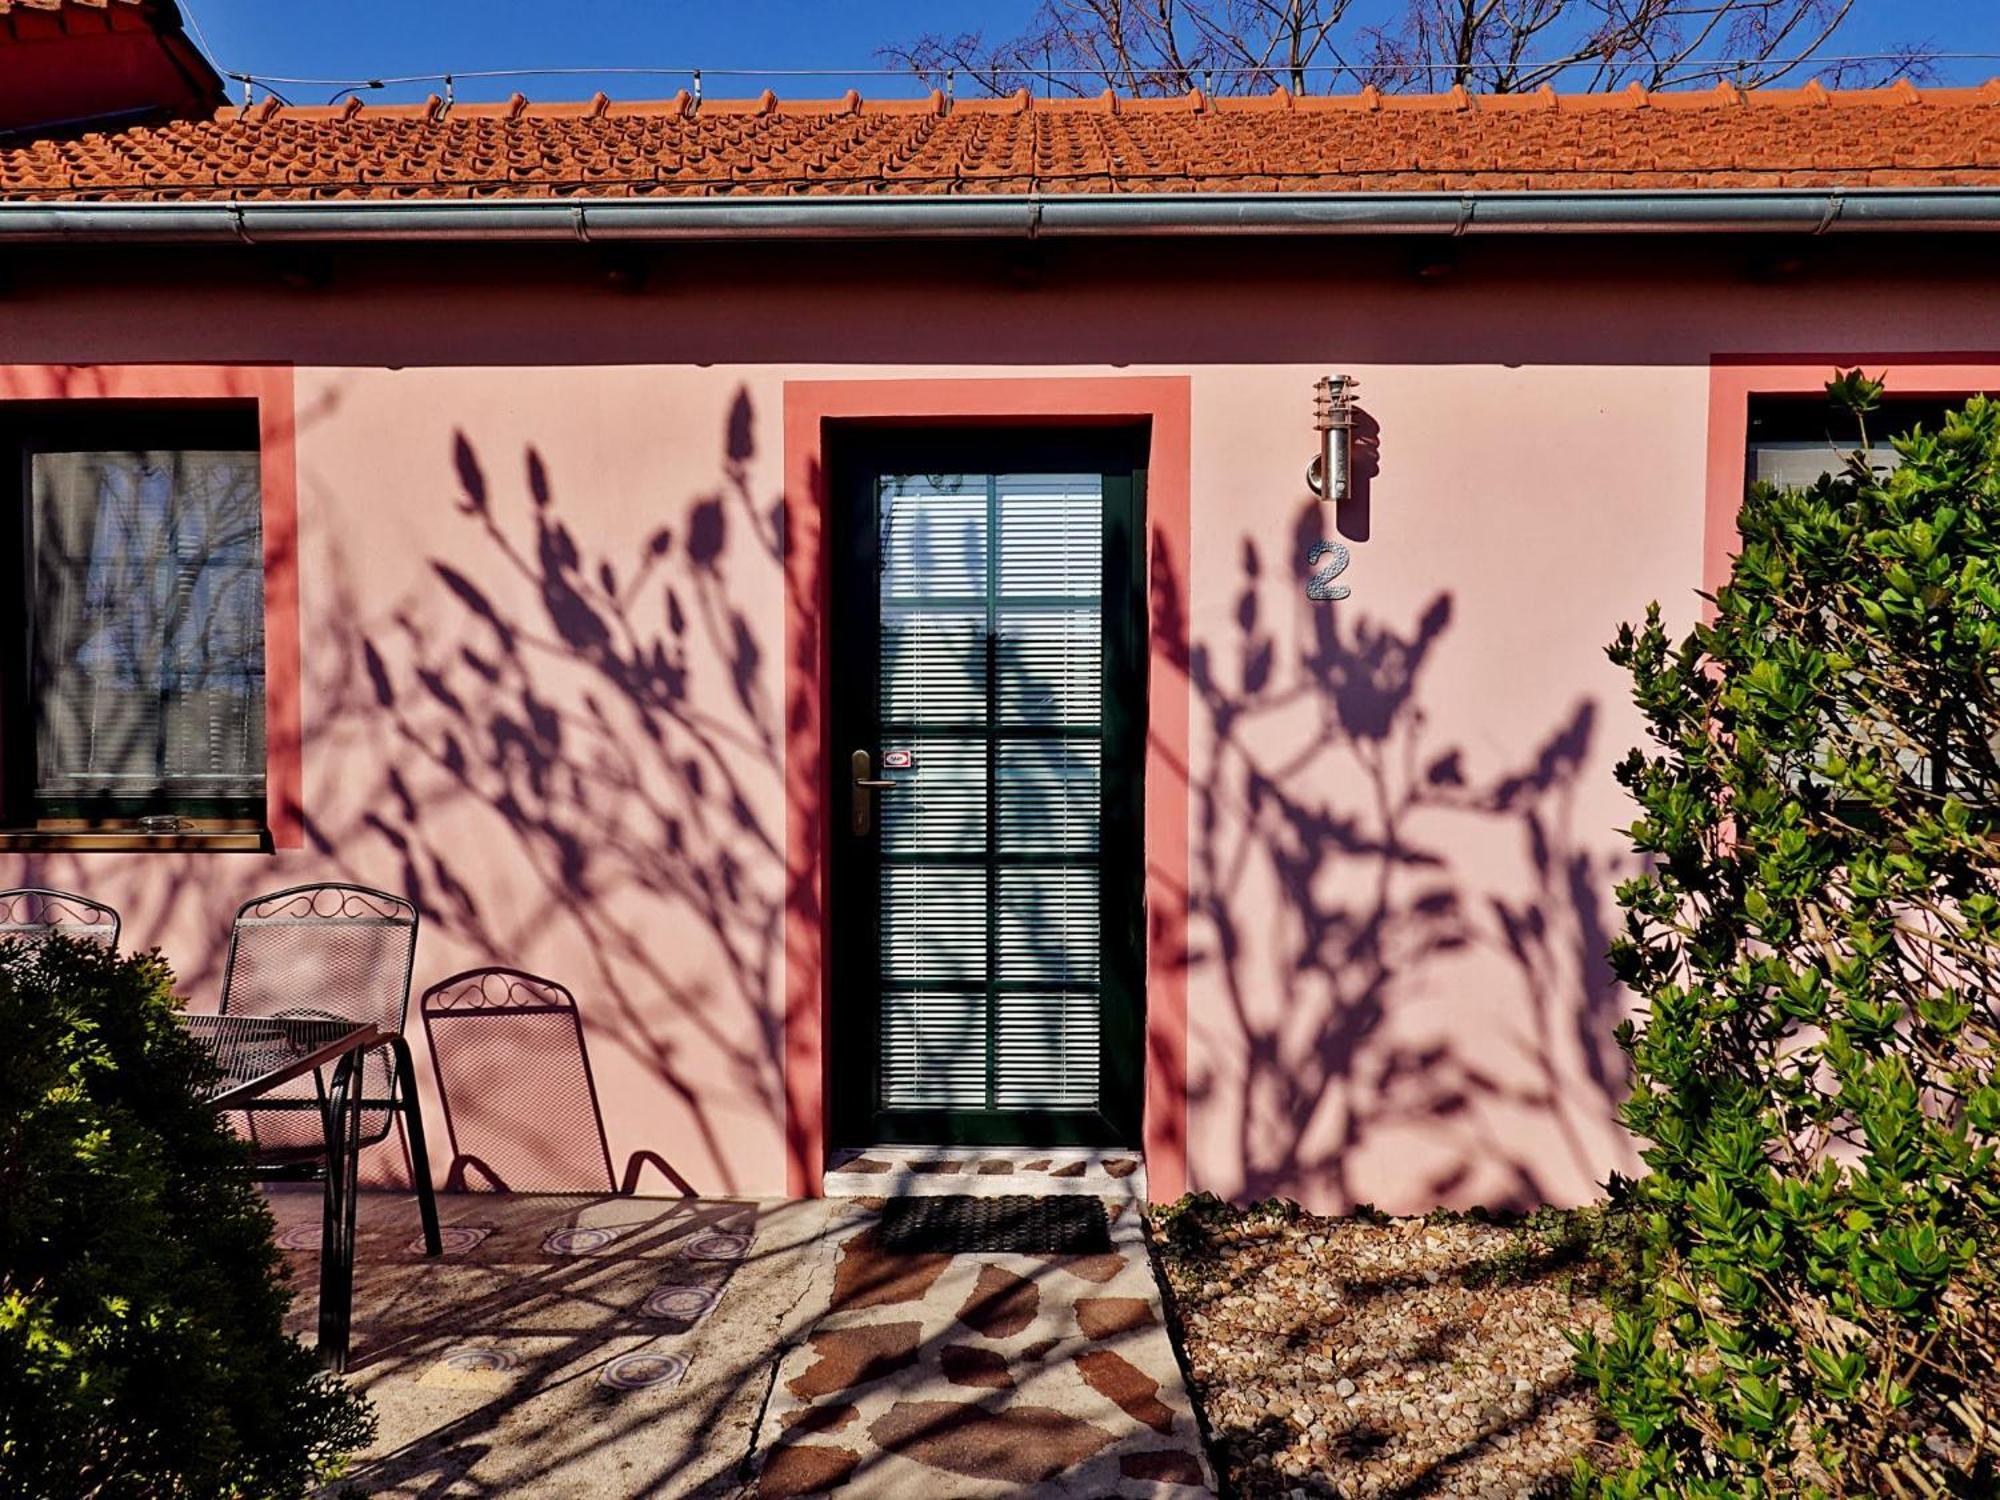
[
  {"left": 875, "top": 471, "right": 1105, "bottom": 1114},
  {"left": 1746, "top": 392, "right": 1991, "bottom": 796},
  {"left": 1746, "top": 394, "right": 1963, "bottom": 488},
  {"left": 4, "top": 425, "right": 265, "bottom": 826}
]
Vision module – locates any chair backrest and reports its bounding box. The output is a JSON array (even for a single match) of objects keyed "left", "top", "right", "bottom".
[
  {"left": 221, "top": 883, "right": 418, "bottom": 1149},
  {"left": 420, "top": 967, "right": 615, "bottom": 1194},
  {"left": 0, "top": 887, "right": 120, "bottom": 948}
]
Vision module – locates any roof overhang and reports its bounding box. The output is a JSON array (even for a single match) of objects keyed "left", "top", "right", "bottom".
[{"left": 3, "top": 187, "right": 2000, "bottom": 243}]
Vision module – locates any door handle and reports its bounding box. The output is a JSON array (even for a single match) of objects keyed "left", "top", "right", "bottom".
[{"left": 851, "top": 749, "right": 895, "bottom": 836}]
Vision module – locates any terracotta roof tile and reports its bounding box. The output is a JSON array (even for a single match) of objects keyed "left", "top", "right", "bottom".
[
  {"left": 0, "top": 0, "right": 147, "bottom": 11},
  {"left": 3, "top": 83, "right": 1999, "bottom": 200}
]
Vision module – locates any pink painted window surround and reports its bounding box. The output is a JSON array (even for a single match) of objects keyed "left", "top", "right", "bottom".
[
  {"left": 1706, "top": 355, "right": 2000, "bottom": 597},
  {"left": 0, "top": 365, "right": 303, "bottom": 850}
]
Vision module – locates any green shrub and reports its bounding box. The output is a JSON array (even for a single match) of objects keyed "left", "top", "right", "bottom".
[
  {"left": 0, "top": 936, "right": 373, "bottom": 1498},
  {"left": 1573, "top": 375, "right": 2000, "bottom": 1497}
]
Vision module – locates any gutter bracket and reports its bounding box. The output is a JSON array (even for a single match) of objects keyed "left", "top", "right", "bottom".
[
  {"left": 227, "top": 202, "right": 252, "bottom": 244},
  {"left": 571, "top": 203, "right": 591, "bottom": 243},
  {"left": 1453, "top": 194, "right": 1475, "bottom": 236},
  {"left": 1814, "top": 190, "right": 1846, "bottom": 235},
  {"left": 1026, "top": 198, "right": 1043, "bottom": 238}
]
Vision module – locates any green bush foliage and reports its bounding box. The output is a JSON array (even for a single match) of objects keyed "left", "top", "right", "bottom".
[
  {"left": 0, "top": 936, "right": 373, "bottom": 1498},
  {"left": 1574, "top": 376, "right": 2000, "bottom": 1497}
]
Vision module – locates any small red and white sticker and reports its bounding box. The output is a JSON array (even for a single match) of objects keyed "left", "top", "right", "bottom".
[{"left": 882, "top": 749, "right": 914, "bottom": 769}]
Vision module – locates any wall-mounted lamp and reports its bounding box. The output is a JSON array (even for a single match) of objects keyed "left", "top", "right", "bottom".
[{"left": 1307, "top": 373, "right": 1359, "bottom": 502}]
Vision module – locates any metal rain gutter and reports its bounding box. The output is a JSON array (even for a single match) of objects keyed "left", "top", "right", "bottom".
[{"left": 3, "top": 188, "right": 2000, "bottom": 242}]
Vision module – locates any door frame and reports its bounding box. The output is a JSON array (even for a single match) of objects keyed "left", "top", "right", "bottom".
[
  {"left": 825, "top": 426, "right": 1148, "bottom": 1150},
  {"left": 781, "top": 378, "right": 1193, "bottom": 1197}
]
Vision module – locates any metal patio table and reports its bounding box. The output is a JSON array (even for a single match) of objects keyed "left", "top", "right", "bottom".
[{"left": 179, "top": 1012, "right": 384, "bottom": 1371}]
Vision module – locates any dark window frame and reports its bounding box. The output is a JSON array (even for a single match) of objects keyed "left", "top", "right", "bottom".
[{"left": 0, "top": 401, "right": 270, "bottom": 848}]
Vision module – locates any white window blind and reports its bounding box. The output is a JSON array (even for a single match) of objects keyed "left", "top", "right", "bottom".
[
  {"left": 31, "top": 448, "right": 264, "bottom": 807},
  {"left": 875, "top": 472, "right": 1103, "bottom": 1114}
]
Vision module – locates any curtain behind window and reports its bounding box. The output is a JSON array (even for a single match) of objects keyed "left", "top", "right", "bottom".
[{"left": 31, "top": 449, "right": 264, "bottom": 807}]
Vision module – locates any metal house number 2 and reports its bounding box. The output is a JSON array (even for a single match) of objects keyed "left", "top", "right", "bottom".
[{"left": 1304, "top": 539, "right": 1351, "bottom": 601}]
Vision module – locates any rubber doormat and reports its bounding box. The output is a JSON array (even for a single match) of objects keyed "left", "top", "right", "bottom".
[{"left": 876, "top": 1194, "right": 1111, "bottom": 1254}]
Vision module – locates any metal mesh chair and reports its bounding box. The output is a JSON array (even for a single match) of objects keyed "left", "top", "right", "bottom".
[
  {"left": 421, "top": 968, "right": 616, "bottom": 1194},
  {"left": 219, "top": 882, "right": 439, "bottom": 1251},
  {"left": 0, "top": 886, "right": 120, "bottom": 948}
]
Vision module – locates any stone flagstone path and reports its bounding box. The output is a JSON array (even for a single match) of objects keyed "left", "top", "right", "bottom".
[{"left": 752, "top": 1181, "right": 1214, "bottom": 1497}]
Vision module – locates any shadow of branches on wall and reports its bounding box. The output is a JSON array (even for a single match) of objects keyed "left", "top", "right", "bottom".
[
  {"left": 1166, "top": 503, "right": 1632, "bottom": 1212},
  {"left": 300, "top": 388, "right": 789, "bottom": 1197}
]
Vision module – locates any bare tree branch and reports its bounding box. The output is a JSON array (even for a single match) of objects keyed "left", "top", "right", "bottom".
[
  {"left": 881, "top": 0, "right": 1933, "bottom": 97},
  {"left": 882, "top": 0, "right": 1359, "bottom": 97}
]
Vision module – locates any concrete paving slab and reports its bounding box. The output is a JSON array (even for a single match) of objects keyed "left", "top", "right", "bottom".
[
  {"left": 277, "top": 1182, "right": 1213, "bottom": 1498},
  {"left": 272, "top": 1188, "right": 837, "bottom": 1499}
]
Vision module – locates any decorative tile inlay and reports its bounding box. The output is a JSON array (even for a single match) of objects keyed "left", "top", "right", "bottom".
[
  {"left": 642, "top": 1284, "right": 719, "bottom": 1322},
  {"left": 599, "top": 1349, "right": 689, "bottom": 1391},
  {"left": 419, "top": 1344, "right": 522, "bottom": 1392},
  {"left": 440, "top": 1345, "right": 519, "bottom": 1376},
  {"left": 682, "top": 1229, "right": 752, "bottom": 1261},
  {"left": 414, "top": 1225, "right": 491, "bottom": 1255},
  {"left": 543, "top": 1225, "right": 622, "bottom": 1256}
]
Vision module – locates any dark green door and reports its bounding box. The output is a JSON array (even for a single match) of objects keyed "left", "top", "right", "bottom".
[{"left": 829, "top": 427, "right": 1147, "bottom": 1148}]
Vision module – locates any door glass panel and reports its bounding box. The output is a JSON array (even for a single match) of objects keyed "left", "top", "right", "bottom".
[
  {"left": 995, "top": 993, "right": 1100, "bottom": 1108},
  {"left": 997, "top": 611, "right": 1099, "bottom": 726},
  {"left": 997, "top": 740, "right": 1099, "bottom": 854},
  {"left": 881, "top": 991, "right": 987, "bottom": 1109},
  {"left": 997, "top": 868, "right": 1099, "bottom": 985},
  {"left": 873, "top": 470, "right": 1104, "bottom": 1115},
  {"left": 881, "top": 609, "right": 987, "bottom": 725},
  {"left": 880, "top": 737, "right": 985, "bottom": 854},
  {"left": 880, "top": 866, "right": 986, "bottom": 984},
  {"left": 882, "top": 474, "right": 985, "bottom": 598},
  {"left": 997, "top": 474, "right": 1101, "bottom": 596}
]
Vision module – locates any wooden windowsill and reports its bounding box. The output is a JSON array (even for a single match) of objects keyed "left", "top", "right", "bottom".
[{"left": 0, "top": 829, "right": 272, "bottom": 853}]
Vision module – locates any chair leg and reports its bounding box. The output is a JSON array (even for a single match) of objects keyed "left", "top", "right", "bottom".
[
  {"left": 315, "top": 1083, "right": 342, "bottom": 1363},
  {"left": 318, "top": 1051, "right": 364, "bottom": 1373},
  {"left": 391, "top": 1036, "right": 442, "bottom": 1257}
]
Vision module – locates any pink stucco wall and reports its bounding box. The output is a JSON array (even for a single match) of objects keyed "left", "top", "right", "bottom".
[{"left": 4, "top": 241, "right": 1996, "bottom": 1210}]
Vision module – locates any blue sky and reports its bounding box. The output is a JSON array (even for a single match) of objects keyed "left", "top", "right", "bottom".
[{"left": 177, "top": 1, "right": 1995, "bottom": 108}]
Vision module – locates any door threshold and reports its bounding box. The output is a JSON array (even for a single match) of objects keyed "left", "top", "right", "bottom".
[{"left": 824, "top": 1146, "right": 1147, "bottom": 1201}]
